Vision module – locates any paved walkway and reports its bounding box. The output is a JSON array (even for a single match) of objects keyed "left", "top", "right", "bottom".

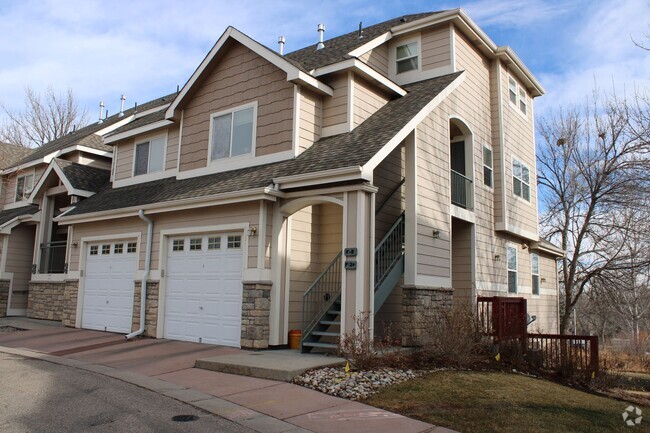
[{"left": 0, "top": 322, "right": 455, "bottom": 433}]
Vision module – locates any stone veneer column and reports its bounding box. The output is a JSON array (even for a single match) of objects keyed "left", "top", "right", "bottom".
[
  {"left": 401, "top": 285, "right": 453, "bottom": 346},
  {"left": 27, "top": 282, "right": 66, "bottom": 321},
  {"left": 132, "top": 280, "right": 160, "bottom": 337},
  {"left": 240, "top": 282, "right": 271, "bottom": 349},
  {"left": 61, "top": 280, "right": 79, "bottom": 327},
  {"left": 0, "top": 280, "right": 9, "bottom": 317}
]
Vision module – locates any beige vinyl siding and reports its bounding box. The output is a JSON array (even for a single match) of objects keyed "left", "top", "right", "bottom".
[
  {"left": 528, "top": 252, "right": 559, "bottom": 333},
  {"left": 421, "top": 25, "right": 452, "bottom": 71},
  {"left": 6, "top": 224, "right": 36, "bottom": 310},
  {"left": 68, "top": 202, "right": 262, "bottom": 273},
  {"left": 490, "top": 61, "right": 505, "bottom": 224},
  {"left": 359, "top": 44, "right": 389, "bottom": 75},
  {"left": 321, "top": 73, "right": 349, "bottom": 129},
  {"left": 500, "top": 66, "right": 538, "bottom": 236},
  {"left": 288, "top": 203, "right": 342, "bottom": 332},
  {"left": 298, "top": 88, "right": 322, "bottom": 153},
  {"left": 353, "top": 75, "right": 390, "bottom": 128},
  {"left": 166, "top": 125, "right": 180, "bottom": 170},
  {"left": 114, "top": 141, "right": 134, "bottom": 181},
  {"left": 451, "top": 219, "right": 473, "bottom": 307},
  {"left": 180, "top": 41, "right": 294, "bottom": 171}
]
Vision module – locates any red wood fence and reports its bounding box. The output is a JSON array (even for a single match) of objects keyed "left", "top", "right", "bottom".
[{"left": 477, "top": 296, "right": 527, "bottom": 341}]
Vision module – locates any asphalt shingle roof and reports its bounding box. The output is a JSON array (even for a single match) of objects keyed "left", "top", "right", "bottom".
[
  {"left": 16, "top": 94, "right": 176, "bottom": 166},
  {"left": 0, "top": 204, "right": 39, "bottom": 226},
  {"left": 285, "top": 12, "right": 442, "bottom": 71},
  {"left": 65, "top": 72, "right": 462, "bottom": 217},
  {"left": 54, "top": 159, "right": 110, "bottom": 193},
  {"left": 105, "top": 110, "right": 168, "bottom": 139},
  {"left": 0, "top": 142, "right": 34, "bottom": 170}
]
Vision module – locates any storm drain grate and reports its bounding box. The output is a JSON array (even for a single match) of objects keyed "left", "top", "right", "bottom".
[{"left": 172, "top": 415, "right": 199, "bottom": 422}]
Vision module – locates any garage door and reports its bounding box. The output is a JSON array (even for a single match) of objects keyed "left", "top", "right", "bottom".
[
  {"left": 82, "top": 241, "right": 138, "bottom": 333},
  {"left": 164, "top": 233, "right": 243, "bottom": 347}
]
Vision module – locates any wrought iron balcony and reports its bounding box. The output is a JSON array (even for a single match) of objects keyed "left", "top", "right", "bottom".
[
  {"left": 451, "top": 169, "right": 473, "bottom": 210},
  {"left": 39, "top": 241, "right": 67, "bottom": 274}
]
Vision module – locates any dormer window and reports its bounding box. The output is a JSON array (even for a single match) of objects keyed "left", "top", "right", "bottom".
[
  {"left": 15, "top": 173, "right": 34, "bottom": 201},
  {"left": 396, "top": 42, "right": 419, "bottom": 74},
  {"left": 209, "top": 103, "right": 256, "bottom": 161},
  {"left": 134, "top": 136, "right": 166, "bottom": 176}
]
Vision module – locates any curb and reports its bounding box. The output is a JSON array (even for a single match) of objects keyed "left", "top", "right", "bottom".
[{"left": 0, "top": 345, "right": 313, "bottom": 433}]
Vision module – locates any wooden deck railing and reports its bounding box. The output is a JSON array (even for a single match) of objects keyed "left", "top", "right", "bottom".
[{"left": 526, "top": 333, "right": 599, "bottom": 376}]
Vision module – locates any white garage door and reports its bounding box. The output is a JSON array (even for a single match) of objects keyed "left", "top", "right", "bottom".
[
  {"left": 82, "top": 241, "right": 138, "bottom": 333},
  {"left": 164, "top": 233, "right": 243, "bottom": 347}
]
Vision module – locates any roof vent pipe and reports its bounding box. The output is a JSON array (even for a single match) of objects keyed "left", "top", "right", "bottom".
[
  {"left": 118, "top": 94, "right": 126, "bottom": 117},
  {"left": 97, "top": 101, "right": 104, "bottom": 124},
  {"left": 358, "top": 21, "right": 363, "bottom": 39},
  {"left": 278, "top": 36, "right": 286, "bottom": 55},
  {"left": 316, "top": 24, "right": 325, "bottom": 50}
]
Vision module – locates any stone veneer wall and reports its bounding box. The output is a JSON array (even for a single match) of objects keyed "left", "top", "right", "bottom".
[
  {"left": 61, "top": 280, "right": 79, "bottom": 327},
  {"left": 0, "top": 279, "right": 9, "bottom": 317},
  {"left": 401, "top": 285, "right": 453, "bottom": 346},
  {"left": 27, "top": 281, "right": 66, "bottom": 321},
  {"left": 240, "top": 282, "right": 271, "bottom": 349},
  {"left": 132, "top": 280, "right": 160, "bottom": 337}
]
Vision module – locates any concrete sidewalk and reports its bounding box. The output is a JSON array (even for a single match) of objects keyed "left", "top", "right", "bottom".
[{"left": 0, "top": 323, "right": 455, "bottom": 433}]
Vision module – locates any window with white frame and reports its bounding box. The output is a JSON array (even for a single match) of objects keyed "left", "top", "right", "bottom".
[
  {"left": 508, "top": 75, "right": 528, "bottom": 115},
  {"left": 134, "top": 136, "right": 166, "bottom": 176},
  {"left": 396, "top": 41, "right": 419, "bottom": 74},
  {"left": 127, "top": 242, "right": 137, "bottom": 253},
  {"left": 15, "top": 173, "right": 34, "bottom": 201},
  {"left": 519, "top": 87, "right": 527, "bottom": 114},
  {"left": 507, "top": 245, "right": 518, "bottom": 293},
  {"left": 227, "top": 235, "right": 241, "bottom": 249},
  {"left": 189, "top": 238, "right": 202, "bottom": 251},
  {"left": 508, "top": 77, "right": 518, "bottom": 105},
  {"left": 208, "top": 236, "right": 221, "bottom": 250},
  {"left": 531, "top": 252, "right": 540, "bottom": 295},
  {"left": 210, "top": 105, "right": 255, "bottom": 161},
  {"left": 483, "top": 146, "right": 493, "bottom": 188},
  {"left": 513, "top": 158, "right": 531, "bottom": 201}
]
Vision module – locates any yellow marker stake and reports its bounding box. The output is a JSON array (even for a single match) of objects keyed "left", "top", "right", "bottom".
[
  {"left": 344, "top": 361, "right": 351, "bottom": 375},
  {"left": 495, "top": 353, "right": 501, "bottom": 362}
]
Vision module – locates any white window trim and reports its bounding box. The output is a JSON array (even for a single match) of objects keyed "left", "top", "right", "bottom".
[
  {"left": 207, "top": 101, "right": 258, "bottom": 163},
  {"left": 15, "top": 169, "right": 36, "bottom": 203},
  {"left": 512, "top": 156, "right": 532, "bottom": 205},
  {"left": 507, "top": 74, "right": 529, "bottom": 119},
  {"left": 132, "top": 131, "right": 168, "bottom": 177},
  {"left": 507, "top": 244, "right": 518, "bottom": 294},
  {"left": 389, "top": 34, "right": 422, "bottom": 84},
  {"left": 482, "top": 144, "right": 493, "bottom": 190},
  {"left": 531, "top": 251, "right": 540, "bottom": 297}
]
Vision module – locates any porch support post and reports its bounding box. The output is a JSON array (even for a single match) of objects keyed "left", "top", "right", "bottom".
[
  {"left": 269, "top": 202, "right": 289, "bottom": 346},
  {"left": 342, "top": 190, "right": 373, "bottom": 336},
  {"left": 404, "top": 131, "right": 417, "bottom": 285}
]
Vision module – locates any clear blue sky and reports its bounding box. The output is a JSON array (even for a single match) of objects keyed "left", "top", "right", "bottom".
[{"left": 0, "top": 0, "right": 648, "bottom": 125}]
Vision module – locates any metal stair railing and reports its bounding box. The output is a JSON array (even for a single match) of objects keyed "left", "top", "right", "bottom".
[
  {"left": 301, "top": 252, "right": 342, "bottom": 340},
  {"left": 374, "top": 212, "right": 405, "bottom": 289}
]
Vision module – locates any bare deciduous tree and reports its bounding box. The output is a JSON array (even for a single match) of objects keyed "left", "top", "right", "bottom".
[
  {"left": 537, "top": 89, "right": 650, "bottom": 334},
  {"left": 0, "top": 86, "right": 89, "bottom": 147}
]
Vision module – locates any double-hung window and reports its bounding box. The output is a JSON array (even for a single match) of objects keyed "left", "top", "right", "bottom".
[
  {"left": 210, "top": 105, "right": 255, "bottom": 161},
  {"left": 483, "top": 146, "right": 493, "bottom": 188},
  {"left": 519, "top": 88, "right": 527, "bottom": 114},
  {"left": 396, "top": 42, "right": 419, "bottom": 74},
  {"left": 531, "top": 252, "right": 540, "bottom": 295},
  {"left": 507, "top": 245, "right": 518, "bottom": 293},
  {"left": 509, "top": 75, "right": 528, "bottom": 115},
  {"left": 508, "top": 77, "right": 518, "bottom": 105},
  {"left": 134, "top": 137, "right": 166, "bottom": 176},
  {"left": 513, "top": 159, "right": 531, "bottom": 201},
  {"left": 15, "top": 173, "right": 34, "bottom": 201}
]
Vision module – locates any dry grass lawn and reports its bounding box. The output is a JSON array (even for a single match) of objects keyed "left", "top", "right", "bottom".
[{"left": 365, "top": 370, "right": 650, "bottom": 433}]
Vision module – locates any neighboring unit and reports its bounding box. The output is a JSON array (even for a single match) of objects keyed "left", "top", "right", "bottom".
[{"left": 0, "top": 8, "right": 563, "bottom": 351}]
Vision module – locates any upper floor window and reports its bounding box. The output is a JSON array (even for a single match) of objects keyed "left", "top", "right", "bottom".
[
  {"left": 513, "top": 158, "right": 530, "bottom": 201},
  {"left": 508, "top": 75, "right": 528, "bottom": 116},
  {"left": 15, "top": 173, "right": 34, "bottom": 201},
  {"left": 134, "top": 136, "right": 166, "bottom": 176},
  {"left": 507, "top": 245, "right": 518, "bottom": 293},
  {"left": 531, "top": 252, "right": 540, "bottom": 295},
  {"left": 210, "top": 104, "right": 255, "bottom": 161},
  {"left": 396, "top": 42, "right": 419, "bottom": 74},
  {"left": 483, "top": 146, "right": 493, "bottom": 188}
]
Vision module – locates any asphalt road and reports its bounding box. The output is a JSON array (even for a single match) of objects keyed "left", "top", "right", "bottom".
[{"left": 0, "top": 352, "right": 254, "bottom": 433}]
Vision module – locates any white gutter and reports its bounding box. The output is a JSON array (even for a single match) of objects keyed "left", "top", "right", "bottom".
[{"left": 126, "top": 209, "right": 153, "bottom": 339}]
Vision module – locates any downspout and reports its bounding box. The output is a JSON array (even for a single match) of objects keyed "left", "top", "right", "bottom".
[{"left": 125, "top": 209, "right": 153, "bottom": 339}]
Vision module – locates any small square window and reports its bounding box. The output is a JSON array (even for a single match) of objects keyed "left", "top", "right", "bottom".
[
  {"left": 127, "top": 242, "right": 137, "bottom": 253},
  {"left": 208, "top": 237, "right": 221, "bottom": 250},
  {"left": 227, "top": 235, "right": 241, "bottom": 249},
  {"left": 102, "top": 244, "right": 111, "bottom": 255},
  {"left": 189, "top": 238, "right": 202, "bottom": 251},
  {"left": 114, "top": 243, "right": 124, "bottom": 254},
  {"left": 172, "top": 239, "right": 184, "bottom": 252},
  {"left": 396, "top": 41, "right": 419, "bottom": 74},
  {"left": 15, "top": 173, "right": 34, "bottom": 202},
  {"left": 134, "top": 137, "right": 166, "bottom": 176},
  {"left": 89, "top": 245, "right": 99, "bottom": 256}
]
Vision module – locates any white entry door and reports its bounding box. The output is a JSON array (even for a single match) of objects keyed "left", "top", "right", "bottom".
[
  {"left": 82, "top": 241, "right": 138, "bottom": 333},
  {"left": 164, "top": 233, "right": 243, "bottom": 347}
]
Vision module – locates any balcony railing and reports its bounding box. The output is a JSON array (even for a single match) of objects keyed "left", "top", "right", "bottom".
[
  {"left": 451, "top": 169, "right": 473, "bottom": 209},
  {"left": 39, "top": 241, "right": 67, "bottom": 274}
]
